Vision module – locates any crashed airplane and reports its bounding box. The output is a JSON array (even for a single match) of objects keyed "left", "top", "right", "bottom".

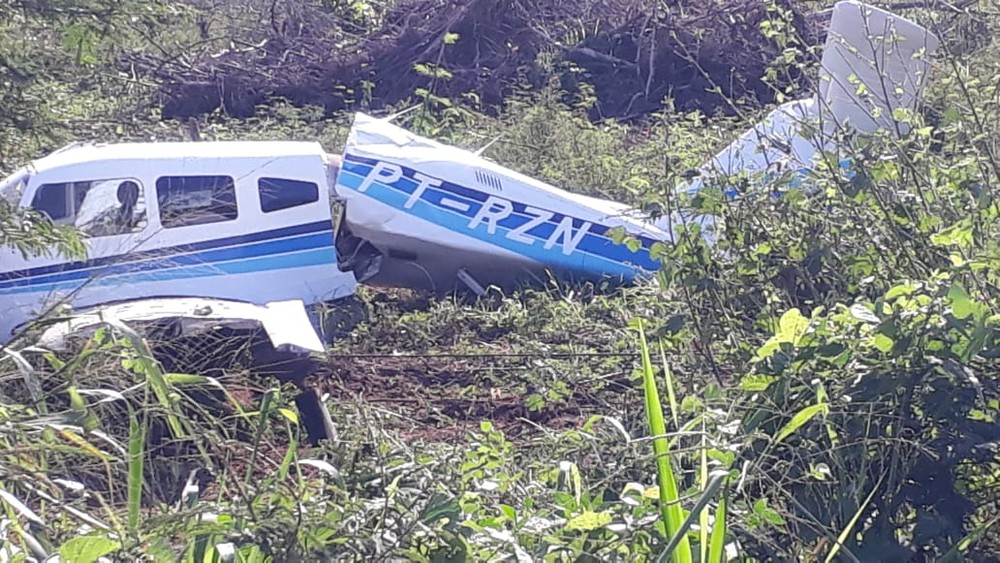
[{"left": 0, "top": 1, "right": 938, "bottom": 439}]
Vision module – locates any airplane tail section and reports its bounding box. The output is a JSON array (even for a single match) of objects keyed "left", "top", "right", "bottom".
[{"left": 652, "top": 0, "right": 940, "bottom": 240}]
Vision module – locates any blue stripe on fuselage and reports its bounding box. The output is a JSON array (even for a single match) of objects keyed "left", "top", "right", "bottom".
[
  {"left": 339, "top": 155, "right": 663, "bottom": 276},
  {"left": 1, "top": 247, "right": 336, "bottom": 295},
  {"left": 344, "top": 154, "right": 665, "bottom": 246},
  {"left": 0, "top": 221, "right": 335, "bottom": 292}
]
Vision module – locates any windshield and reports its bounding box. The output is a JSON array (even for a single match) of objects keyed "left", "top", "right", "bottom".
[{"left": 0, "top": 169, "right": 30, "bottom": 206}]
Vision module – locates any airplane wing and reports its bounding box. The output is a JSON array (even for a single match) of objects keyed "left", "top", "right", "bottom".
[{"left": 34, "top": 297, "right": 325, "bottom": 354}]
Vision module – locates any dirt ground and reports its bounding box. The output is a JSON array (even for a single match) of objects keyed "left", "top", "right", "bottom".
[
  {"left": 314, "top": 353, "right": 641, "bottom": 441},
  {"left": 134, "top": 0, "right": 818, "bottom": 122}
]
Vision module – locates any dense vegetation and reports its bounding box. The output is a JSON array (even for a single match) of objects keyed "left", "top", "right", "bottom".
[{"left": 1, "top": 0, "right": 999, "bottom": 561}]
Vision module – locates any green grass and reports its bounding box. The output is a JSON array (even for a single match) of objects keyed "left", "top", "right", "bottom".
[{"left": 636, "top": 318, "right": 693, "bottom": 562}]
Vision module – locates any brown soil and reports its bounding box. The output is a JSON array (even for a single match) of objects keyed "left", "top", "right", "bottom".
[
  {"left": 129, "top": 0, "right": 819, "bottom": 122},
  {"left": 314, "top": 353, "right": 639, "bottom": 442}
]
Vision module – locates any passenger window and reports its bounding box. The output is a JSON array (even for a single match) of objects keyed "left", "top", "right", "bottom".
[
  {"left": 156, "top": 175, "right": 237, "bottom": 228},
  {"left": 30, "top": 178, "right": 147, "bottom": 237},
  {"left": 258, "top": 177, "right": 319, "bottom": 213}
]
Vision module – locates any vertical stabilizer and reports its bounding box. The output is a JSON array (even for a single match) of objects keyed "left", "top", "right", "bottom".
[
  {"left": 653, "top": 1, "right": 939, "bottom": 238},
  {"left": 817, "top": 0, "right": 940, "bottom": 136}
]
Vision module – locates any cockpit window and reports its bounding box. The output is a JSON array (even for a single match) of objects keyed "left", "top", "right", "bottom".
[
  {"left": 30, "top": 178, "right": 148, "bottom": 237},
  {"left": 0, "top": 171, "right": 29, "bottom": 206}
]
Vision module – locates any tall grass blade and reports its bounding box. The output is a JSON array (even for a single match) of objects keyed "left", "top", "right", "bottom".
[
  {"left": 165, "top": 372, "right": 247, "bottom": 416},
  {"left": 774, "top": 402, "right": 829, "bottom": 444},
  {"left": 699, "top": 428, "right": 709, "bottom": 563},
  {"left": 0, "top": 488, "right": 48, "bottom": 559},
  {"left": 246, "top": 390, "right": 277, "bottom": 487},
  {"left": 658, "top": 342, "right": 679, "bottom": 430},
  {"left": 708, "top": 490, "right": 728, "bottom": 563},
  {"left": 3, "top": 348, "right": 44, "bottom": 411},
  {"left": 0, "top": 487, "right": 45, "bottom": 525},
  {"left": 939, "top": 514, "right": 1000, "bottom": 562},
  {"left": 127, "top": 410, "right": 146, "bottom": 533},
  {"left": 57, "top": 428, "right": 109, "bottom": 461},
  {"left": 636, "top": 321, "right": 691, "bottom": 563},
  {"left": 278, "top": 436, "right": 298, "bottom": 481},
  {"left": 825, "top": 474, "right": 884, "bottom": 563},
  {"left": 106, "top": 317, "right": 186, "bottom": 439},
  {"left": 656, "top": 470, "right": 728, "bottom": 562}
]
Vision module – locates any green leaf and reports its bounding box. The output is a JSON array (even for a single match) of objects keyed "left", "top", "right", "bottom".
[
  {"left": 948, "top": 282, "right": 984, "bottom": 320},
  {"left": 959, "top": 322, "right": 991, "bottom": 362},
  {"left": 278, "top": 437, "right": 298, "bottom": 480},
  {"left": 59, "top": 535, "right": 121, "bottom": 562},
  {"left": 67, "top": 384, "right": 87, "bottom": 413},
  {"left": 277, "top": 408, "right": 299, "bottom": 424},
  {"left": 930, "top": 220, "right": 973, "bottom": 248},
  {"left": 708, "top": 493, "right": 728, "bottom": 563},
  {"left": 659, "top": 342, "right": 680, "bottom": 429},
  {"left": 500, "top": 504, "right": 517, "bottom": 521},
  {"left": 553, "top": 491, "right": 577, "bottom": 510},
  {"left": 809, "top": 463, "right": 832, "bottom": 480},
  {"left": 526, "top": 393, "right": 545, "bottom": 411},
  {"left": 566, "top": 510, "right": 613, "bottom": 531},
  {"left": 127, "top": 414, "right": 146, "bottom": 533},
  {"left": 681, "top": 395, "right": 704, "bottom": 413},
  {"left": 740, "top": 374, "right": 777, "bottom": 392},
  {"left": 164, "top": 373, "right": 222, "bottom": 388},
  {"left": 756, "top": 308, "right": 811, "bottom": 359},
  {"left": 778, "top": 308, "right": 810, "bottom": 342},
  {"left": 418, "top": 493, "right": 461, "bottom": 526},
  {"left": 872, "top": 333, "right": 894, "bottom": 353},
  {"left": 753, "top": 498, "right": 787, "bottom": 527},
  {"left": 774, "top": 403, "right": 829, "bottom": 443},
  {"left": 885, "top": 283, "right": 916, "bottom": 300}
]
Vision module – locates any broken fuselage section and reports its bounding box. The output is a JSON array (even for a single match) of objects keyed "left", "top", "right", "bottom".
[{"left": 332, "top": 113, "right": 670, "bottom": 294}]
